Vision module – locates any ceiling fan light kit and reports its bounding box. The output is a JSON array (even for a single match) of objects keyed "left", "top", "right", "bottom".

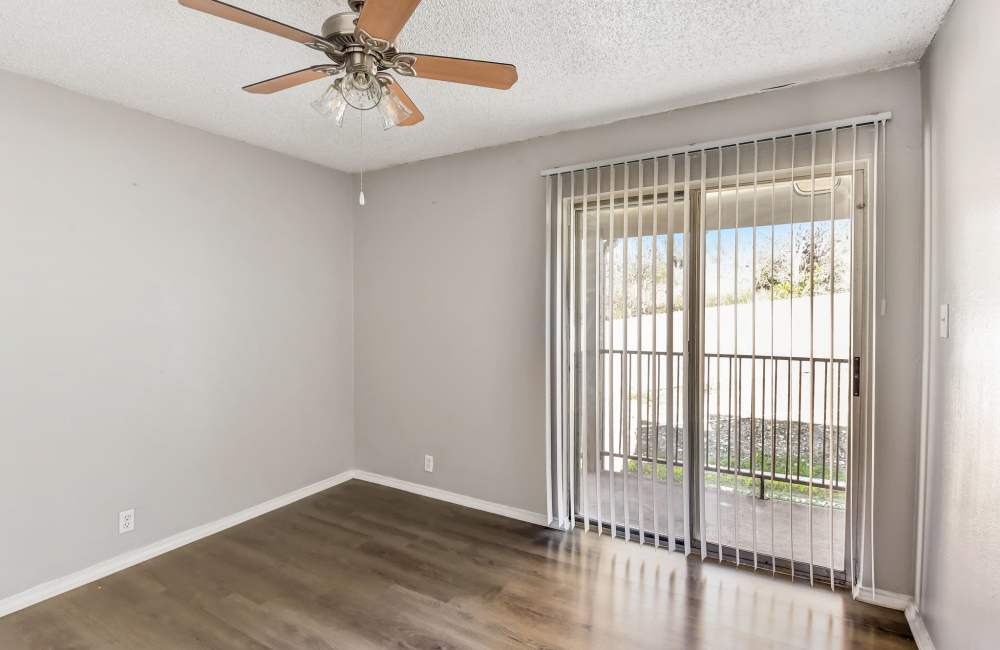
[{"left": 178, "top": 0, "right": 519, "bottom": 129}]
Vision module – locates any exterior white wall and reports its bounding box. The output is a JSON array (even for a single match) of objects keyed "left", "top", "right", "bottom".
[
  {"left": 919, "top": 0, "right": 1000, "bottom": 646},
  {"left": 355, "top": 65, "right": 925, "bottom": 595},
  {"left": 0, "top": 70, "right": 355, "bottom": 601}
]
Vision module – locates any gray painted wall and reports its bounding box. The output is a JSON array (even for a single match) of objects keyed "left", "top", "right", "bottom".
[
  {"left": 0, "top": 59, "right": 932, "bottom": 608},
  {"left": 355, "top": 65, "right": 925, "bottom": 595},
  {"left": 0, "top": 71, "right": 355, "bottom": 601},
  {"left": 920, "top": 0, "right": 1000, "bottom": 646}
]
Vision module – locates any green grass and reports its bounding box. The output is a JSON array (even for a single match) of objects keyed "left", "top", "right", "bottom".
[{"left": 621, "top": 459, "right": 846, "bottom": 509}]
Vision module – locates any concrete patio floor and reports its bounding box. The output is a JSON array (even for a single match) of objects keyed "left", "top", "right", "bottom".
[{"left": 580, "top": 471, "right": 846, "bottom": 573}]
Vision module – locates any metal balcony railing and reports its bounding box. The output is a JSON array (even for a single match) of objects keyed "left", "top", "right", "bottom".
[{"left": 597, "top": 349, "right": 849, "bottom": 500}]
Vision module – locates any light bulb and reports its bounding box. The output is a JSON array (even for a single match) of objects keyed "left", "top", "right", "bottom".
[
  {"left": 311, "top": 82, "right": 347, "bottom": 127},
  {"left": 376, "top": 86, "right": 414, "bottom": 130},
  {"left": 341, "top": 72, "right": 382, "bottom": 110},
  {"left": 358, "top": 190, "right": 366, "bottom": 206}
]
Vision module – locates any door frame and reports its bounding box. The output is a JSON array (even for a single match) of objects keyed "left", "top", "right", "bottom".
[{"left": 569, "top": 156, "right": 874, "bottom": 587}]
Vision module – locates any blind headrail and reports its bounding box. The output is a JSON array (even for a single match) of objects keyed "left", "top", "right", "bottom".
[{"left": 539, "top": 112, "right": 892, "bottom": 177}]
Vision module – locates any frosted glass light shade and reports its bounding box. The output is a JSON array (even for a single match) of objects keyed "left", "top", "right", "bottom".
[
  {"left": 376, "top": 88, "right": 413, "bottom": 130},
  {"left": 311, "top": 83, "right": 347, "bottom": 126}
]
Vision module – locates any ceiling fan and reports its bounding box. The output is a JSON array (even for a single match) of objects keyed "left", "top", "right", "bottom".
[{"left": 178, "top": 0, "right": 519, "bottom": 129}]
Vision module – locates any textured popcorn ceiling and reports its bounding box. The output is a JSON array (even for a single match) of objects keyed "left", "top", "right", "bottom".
[{"left": 0, "top": 0, "right": 950, "bottom": 172}]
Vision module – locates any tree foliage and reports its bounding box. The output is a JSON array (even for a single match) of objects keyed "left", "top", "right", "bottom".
[
  {"left": 603, "top": 225, "right": 848, "bottom": 319},
  {"left": 755, "top": 227, "right": 848, "bottom": 299}
]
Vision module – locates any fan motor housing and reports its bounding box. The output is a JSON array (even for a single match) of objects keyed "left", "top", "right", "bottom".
[
  {"left": 321, "top": 12, "right": 360, "bottom": 46},
  {"left": 321, "top": 11, "right": 399, "bottom": 70}
]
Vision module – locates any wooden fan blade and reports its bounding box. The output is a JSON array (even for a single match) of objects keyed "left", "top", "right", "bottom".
[
  {"left": 243, "top": 67, "right": 335, "bottom": 94},
  {"left": 408, "top": 55, "right": 517, "bottom": 90},
  {"left": 356, "top": 0, "right": 422, "bottom": 43},
  {"left": 179, "top": 0, "right": 324, "bottom": 46},
  {"left": 385, "top": 80, "right": 424, "bottom": 126}
]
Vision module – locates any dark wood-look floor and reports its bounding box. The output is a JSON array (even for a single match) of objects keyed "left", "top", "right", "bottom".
[{"left": 0, "top": 480, "right": 914, "bottom": 649}]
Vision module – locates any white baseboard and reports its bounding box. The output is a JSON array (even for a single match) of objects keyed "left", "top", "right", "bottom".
[
  {"left": 0, "top": 470, "right": 356, "bottom": 619},
  {"left": 352, "top": 470, "right": 549, "bottom": 527},
  {"left": 853, "top": 587, "right": 934, "bottom": 647},
  {"left": 852, "top": 585, "right": 913, "bottom": 611},
  {"left": 905, "top": 603, "right": 936, "bottom": 650}
]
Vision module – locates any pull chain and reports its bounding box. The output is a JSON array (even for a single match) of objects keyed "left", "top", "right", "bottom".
[{"left": 358, "top": 114, "right": 366, "bottom": 206}]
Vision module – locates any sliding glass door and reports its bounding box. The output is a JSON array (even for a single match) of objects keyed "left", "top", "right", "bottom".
[
  {"left": 562, "top": 125, "right": 877, "bottom": 587},
  {"left": 579, "top": 159, "right": 691, "bottom": 551},
  {"left": 698, "top": 135, "right": 864, "bottom": 584}
]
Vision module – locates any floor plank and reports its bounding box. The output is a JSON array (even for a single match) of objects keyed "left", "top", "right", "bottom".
[{"left": 0, "top": 480, "right": 915, "bottom": 649}]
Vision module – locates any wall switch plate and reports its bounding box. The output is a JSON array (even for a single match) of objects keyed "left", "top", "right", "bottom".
[
  {"left": 424, "top": 454, "right": 434, "bottom": 472},
  {"left": 119, "top": 509, "right": 135, "bottom": 534},
  {"left": 939, "top": 304, "right": 950, "bottom": 339}
]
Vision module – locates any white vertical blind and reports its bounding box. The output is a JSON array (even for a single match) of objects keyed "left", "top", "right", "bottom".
[{"left": 544, "top": 114, "right": 888, "bottom": 594}]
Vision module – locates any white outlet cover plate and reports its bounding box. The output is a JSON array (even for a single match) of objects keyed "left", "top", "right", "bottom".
[
  {"left": 119, "top": 508, "right": 135, "bottom": 534},
  {"left": 424, "top": 455, "right": 434, "bottom": 472}
]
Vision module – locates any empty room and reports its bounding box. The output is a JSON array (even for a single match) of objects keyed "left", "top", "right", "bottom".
[{"left": 1, "top": 0, "right": 996, "bottom": 648}]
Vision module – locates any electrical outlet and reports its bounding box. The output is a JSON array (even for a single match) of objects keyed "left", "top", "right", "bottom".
[
  {"left": 119, "top": 509, "right": 135, "bottom": 534},
  {"left": 424, "top": 454, "right": 434, "bottom": 472}
]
